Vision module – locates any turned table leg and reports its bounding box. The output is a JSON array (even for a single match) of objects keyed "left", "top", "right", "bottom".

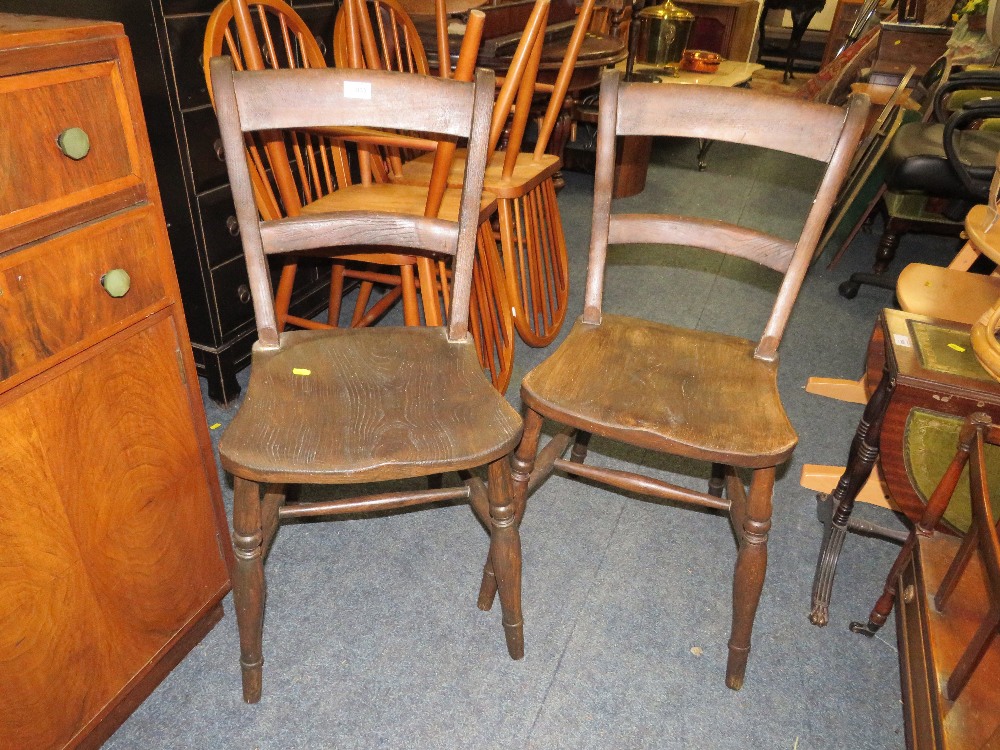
[{"left": 809, "top": 361, "right": 896, "bottom": 626}]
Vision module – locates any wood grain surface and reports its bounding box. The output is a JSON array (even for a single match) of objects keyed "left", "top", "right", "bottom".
[
  {"left": 0, "top": 317, "right": 228, "bottom": 750},
  {"left": 220, "top": 326, "right": 522, "bottom": 483},
  {"left": 0, "top": 60, "right": 142, "bottom": 236},
  {"left": 0, "top": 207, "right": 169, "bottom": 390},
  {"left": 522, "top": 315, "right": 798, "bottom": 467}
]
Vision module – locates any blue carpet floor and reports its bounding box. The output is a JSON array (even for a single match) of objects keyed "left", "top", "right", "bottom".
[{"left": 106, "top": 136, "right": 962, "bottom": 749}]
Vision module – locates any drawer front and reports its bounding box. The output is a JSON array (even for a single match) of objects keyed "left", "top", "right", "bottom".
[
  {"left": 184, "top": 105, "right": 228, "bottom": 194},
  {"left": 297, "top": 4, "right": 339, "bottom": 64},
  {"left": 211, "top": 255, "right": 256, "bottom": 337},
  {"left": 0, "top": 61, "right": 144, "bottom": 245},
  {"left": 199, "top": 185, "right": 244, "bottom": 268},
  {"left": 0, "top": 207, "right": 169, "bottom": 389},
  {"left": 166, "top": 13, "right": 212, "bottom": 111},
  {"left": 896, "top": 558, "right": 943, "bottom": 750}
]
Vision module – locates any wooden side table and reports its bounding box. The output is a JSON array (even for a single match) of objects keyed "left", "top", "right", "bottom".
[{"left": 809, "top": 308, "right": 1000, "bottom": 626}]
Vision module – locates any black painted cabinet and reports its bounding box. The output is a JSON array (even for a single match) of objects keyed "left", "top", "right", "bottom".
[{"left": 6, "top": 0, "right": 339, "bottom": 403}]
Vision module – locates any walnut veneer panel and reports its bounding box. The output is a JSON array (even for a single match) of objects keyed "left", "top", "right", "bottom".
[{"left": 0, "top": 316, "right": 228, "bottom": 750}]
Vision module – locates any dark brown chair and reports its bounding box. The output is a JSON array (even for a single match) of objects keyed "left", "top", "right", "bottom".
[
  {"left": 489, "top": 71, "right": 867, "bottom": 689},
  {"left": 210, "top": 58, "right": 523, "bottom": 702}
]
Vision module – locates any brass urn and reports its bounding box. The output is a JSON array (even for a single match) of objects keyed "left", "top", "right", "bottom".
[{"left": 634, "top": 0, "right": 695, "bottom": 67}]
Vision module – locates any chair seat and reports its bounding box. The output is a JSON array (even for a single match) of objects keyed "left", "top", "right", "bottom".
[
  {"left": 520, "top": 315, "right": 798, "bottom": 468},
  {"left": 303, "top": 181, "right": 497, "bottom": 224},
  {"left": 220, "top": 327, "right": 522, "bottom": 483},
  {"left": 897, "top": 263, "right": 1000, "bottom": 325},
  {"left": 397, "top": 150, "right": 561, "bottom": 198},
  {"left": 885, "top": 122, "right": 1000, "bottom": 200}
]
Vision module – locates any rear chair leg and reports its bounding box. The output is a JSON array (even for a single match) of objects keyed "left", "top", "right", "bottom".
[
  {"left": 727, "top": 466, "right": 774, "bottom": 690},
  {"left": 571, "top": 430, "right": 591, "bottom": 463},
  {"left": 487, "top": 457, "right": 524, "bottom": 659}
]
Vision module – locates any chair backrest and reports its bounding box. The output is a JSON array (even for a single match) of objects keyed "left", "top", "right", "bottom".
[
  {"left": 585, "top": 71, "right": 868, "bottom": 361},
  {"left": 204, "top": 0, "right": 351, "bottom": 221},
  {"left": 210, "top": 59, "right": 495, "bottom": 348},
  {"left": 332, "top": 0, "right": 430, "bottom": 73}
]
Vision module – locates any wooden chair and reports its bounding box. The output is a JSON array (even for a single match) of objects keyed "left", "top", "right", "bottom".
[
  {"left": 211, "top": 58, "right": 524, "bottom": 702},
  {"left": 204, "top": 0, "right": 514, "bottom": 389},
  {"left": 973, "top": 298, "right": 1000, "bottom": 381},
  {"left": 331, "top": 0, "right": 517, "bottom": 391},
  {"left": 399, "top": 0, "right": 599, "bottom": 347},
  {"left": 203, "top": 0, "right": 423, "bottom": 331},
  {"left": 493, "top": 71, "right": 867, "bottom": 689}
]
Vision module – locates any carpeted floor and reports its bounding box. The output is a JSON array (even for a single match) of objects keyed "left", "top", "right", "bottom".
[{"left": 105, "top": 133, "right": 962, "bottom": 749}]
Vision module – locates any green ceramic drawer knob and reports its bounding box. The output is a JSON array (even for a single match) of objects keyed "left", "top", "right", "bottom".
[
  {"left": 101, "top": 269, "right": 131, "bottom": 298},
  {"left": 57, "top": 127, "right": 91, "bottom": 160}
]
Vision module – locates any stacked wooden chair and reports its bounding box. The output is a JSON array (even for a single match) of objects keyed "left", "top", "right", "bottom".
[
  {"left": 331, "top": 0, "right": 516, "bottom": 391},
  {"left": 203, "top": 0, "right": 513, "bottom": 390},
  {"left": 210, "top": 56, "right": 524, "bottom": 702},
  {"left": 480, "top": 71, "right": 867, "bottom": 689},
  {"left": 398, "top": 0, "right": 599, "bottom": 347}
]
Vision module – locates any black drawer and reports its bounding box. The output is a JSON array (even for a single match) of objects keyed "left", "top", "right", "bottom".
[
  {"left": 183, "top": 105, "right": 228, "bottom": 194},
  {"left": 166, "top": 13, "right": 212, "bottom": 110},
  {"left": 211, "top": 254, "right": 330, "bottom": 337},
  {"left": 198, "top": 185, "right": 245, "bottom": 269},
  {"left": 210, "top": 255, "right": 256, "bottom": 337},
  {"left": 296, "top": 4, "right": 339, "bottom": 65}
]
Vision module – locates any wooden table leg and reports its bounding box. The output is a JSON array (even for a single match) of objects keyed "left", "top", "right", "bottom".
[{"left": 809, "top": 360, "right": 897, "bottom": 626}]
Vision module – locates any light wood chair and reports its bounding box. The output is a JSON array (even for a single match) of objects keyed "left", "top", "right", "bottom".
[
  {"left": 973, "top": 298, "right": 1000, "bottom": 381},
  {"left": 204, "top": 0, "right": 419, "bottom": 331},
  {"left": 204, "top": 0, "right": 514, "bottom": 389},
  {"left": 398, "top": 0, "right": 598, "bottom": 347},
  {"left": 494, "top": 71, "right": 868, "bottom": 689},
  {"left": 211, "top": 58, "right": 524, "bottom": 702},
  {"left": 332, "top": 0, "right": 517, "bottom": 391}
]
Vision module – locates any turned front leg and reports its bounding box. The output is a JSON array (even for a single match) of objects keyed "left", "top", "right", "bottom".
[
  {"left": 727, "top": 467, "right": 774, "bottom": 690},
  {"left": 478, "top": 408, "right": 543, "bottom": 611},
  {"left": 232, "top": 477, "right": 266, "bottom": 703}
]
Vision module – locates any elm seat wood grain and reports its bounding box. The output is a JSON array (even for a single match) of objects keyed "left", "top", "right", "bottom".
[
  {"left": 220, "top": 326, "right": 521, "bottom": 484},
  {"left": 497, "top": 70, "right": 868, "bottom": 690},
  {"left": 0, "top": 14, "right": 231, "bottom": 750},
  {"left": 211, "top": 59, "right": 524, "bottom": 703},
  {"left": 522, "top": 316, "right": 798, "bottom": 468}
]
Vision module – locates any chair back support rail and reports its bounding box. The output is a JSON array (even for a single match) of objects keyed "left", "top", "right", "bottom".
[
  {"left": 586, "top": 73, "right": 869, "bottom": 360},
  {"left": 210, "top": 60, "right": 495, "bottom": 347}
]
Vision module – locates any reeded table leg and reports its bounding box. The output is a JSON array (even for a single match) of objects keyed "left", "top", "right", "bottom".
[{"left": 809, "top": 363, "right": 896, "bottom": 626}]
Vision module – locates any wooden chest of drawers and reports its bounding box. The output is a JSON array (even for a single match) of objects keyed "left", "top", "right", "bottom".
[{"left": 0, "top": 15, "right": 232, "bottom": 749}]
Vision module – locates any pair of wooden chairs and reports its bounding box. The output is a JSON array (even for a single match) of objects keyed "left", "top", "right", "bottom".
[{"left": 212, "top": 36, "right": 867, "bottom": 700}]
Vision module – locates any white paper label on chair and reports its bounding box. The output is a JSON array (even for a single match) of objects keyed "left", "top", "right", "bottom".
[
  {"left": 894, "top": 333, "right": 911, "bottom": 348},
  {"left": 344, "top": 81, "right": 372, "bottom": 99}
]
